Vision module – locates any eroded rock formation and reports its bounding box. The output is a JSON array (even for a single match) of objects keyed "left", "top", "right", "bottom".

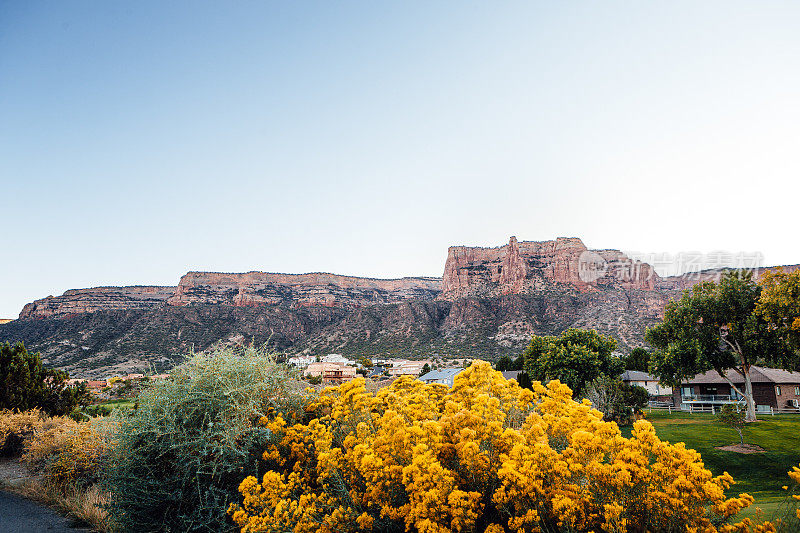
[
  {"left": 4, "top": 236, "right": 795, "bottom": 378},
  {"left": 19, "top": 286, "right": 176, "bottom": 319},
  {"left": 441, "top": 236, "right": 658, "bottom": 299},
  {"left": 165, "top": 271, "right": 442, "bottom": 308}
]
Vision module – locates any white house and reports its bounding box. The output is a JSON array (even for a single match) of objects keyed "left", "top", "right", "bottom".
[
  {"left": 322, "top": 354, "right": 354, "bottom": 365},
  {"left": 287, "top": 355, "right": 317, "bottom": 368},
  {"left": 620, "top": 370, "right": 672, "bottom": 398}
]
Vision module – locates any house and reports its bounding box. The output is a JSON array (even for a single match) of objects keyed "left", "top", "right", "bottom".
[
  {"left": 620, "top": 370, "right": 673, "bottom": 400},
  {"left": 305, "top": 362, "right": 357, "bottom": 384},
  {"left": 501, "top": 370, "right": 521, "bottom": 382},
  {"left": 388, "top": 360, "right": 431, "bottom": 377},
  {"left": 66, "top": 378, "right": 108, "bottom": 390},
  {"left": 287, "top": 355, "right": 317, "bottom": 368},
  {"left": 419, "top": 368, "right": 463, "bottom": 387},
  {"left": 368, "top": 365, "right": 387, "bottom": 379},
  {"left": 673, "top": 366, "right": 800, "bottom": 414},
  {"left": 321, "top": 354, "right": 354, "bottom": 365}
]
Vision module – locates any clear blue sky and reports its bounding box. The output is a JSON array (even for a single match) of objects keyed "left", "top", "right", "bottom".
[{"left": 2, "top": 1, "right": 799, "bottom": 318}]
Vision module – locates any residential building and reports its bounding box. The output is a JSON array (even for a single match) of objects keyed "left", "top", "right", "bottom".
[
  {"left": 419, "top": 368, "right": 463, "bottom": 387},
  {"left": 620, "top": 370, "right": 673, "bottom": 400},
  {"left": 305, "top": 362, "right": 357, "bottom": 384},
  {"left": 367, "top": 366, "right": 387, "bottom": 379},
  {"left": 388, "top": 360, "right": 431, "bottom": 377},
  {"left": 322, "top": 354, "right": 353, "bottom": 364},
  {"left": 287, "top": 355, "right": 317, "bottom": 368},
  {"left": 673, "top": 366, "right": 800, "bottom": 413},
  {"left": 66, "top": 378, "right": 108, "bottom": 390}
]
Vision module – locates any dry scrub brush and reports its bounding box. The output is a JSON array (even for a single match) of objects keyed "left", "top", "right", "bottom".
[
  {"left": 0, "top": 408, "right": 45, "bottom": 456},
  {"left": 103, "top": 346, "right": 309, "bottom": 533}
]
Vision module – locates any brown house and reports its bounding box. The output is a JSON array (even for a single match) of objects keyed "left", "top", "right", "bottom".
[
  {"left": 305, "top": 362, "right": 357, "bottom": 384},
  {"left": 673, "top": 366, "right": 800, "bottom": 414}
]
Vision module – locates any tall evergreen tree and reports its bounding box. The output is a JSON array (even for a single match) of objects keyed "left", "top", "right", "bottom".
[{"left": 0, "top": 342, "right": 86, "bottom": 415}]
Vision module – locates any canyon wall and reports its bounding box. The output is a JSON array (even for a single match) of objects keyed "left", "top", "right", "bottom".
[
  {"left": 7, "top": 236, "right": 797, "bottom": 377},
  {"left": 19, "top": 286, "right": 176, "bottom": 319},
  {"left": 166, "top": 271, "right": 443, "bottom": 308}
]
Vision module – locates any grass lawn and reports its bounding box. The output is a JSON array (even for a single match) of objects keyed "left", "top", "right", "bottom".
[
  {"left": 96, "top": 399, "right": 135, "bottom": 410},
  {"left": 624, "top": 411, "right": 800, "bottom": 519}
]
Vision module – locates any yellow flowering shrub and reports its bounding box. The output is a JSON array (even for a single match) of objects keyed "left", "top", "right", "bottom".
[
  {"left": 0, "top": 408, "right": 45, "bottom": 456},
  {"left": 22, "top": 415, "right": 108, "bottom": 485},
  {"left": 230, "top": 362, "right": 754, "bottom": 533}
]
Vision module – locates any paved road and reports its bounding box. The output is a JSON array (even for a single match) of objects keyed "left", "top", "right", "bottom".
[{"left": 0, "top": 491, "right": 88, "bottom": 532}]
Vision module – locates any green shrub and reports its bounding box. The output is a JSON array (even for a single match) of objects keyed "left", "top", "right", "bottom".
[{"left": 103, "top": 346, "right": 308, "bottom": 533}]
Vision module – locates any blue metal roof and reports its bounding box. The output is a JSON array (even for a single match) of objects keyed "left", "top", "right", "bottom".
[{"left": 419, "top": 368, "right": 463, "bottom": 381}]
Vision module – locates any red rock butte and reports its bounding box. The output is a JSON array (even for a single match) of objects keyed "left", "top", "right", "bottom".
[{"left": 442, "top": 236, "right": 658, "bottom": 298}]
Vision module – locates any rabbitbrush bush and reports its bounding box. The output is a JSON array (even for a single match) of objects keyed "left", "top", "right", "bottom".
[
  {"left": 22, "top": 414, "right": 109, "bottom": 486},
  {"left": 230, "top": 362, "right": 761, "bottom": 533},
  {"left": 104, "top": 346, "right": 308, "bottom": 533},
  {"left": 0, "top": 408, "right": 45, "bottom": 456}
]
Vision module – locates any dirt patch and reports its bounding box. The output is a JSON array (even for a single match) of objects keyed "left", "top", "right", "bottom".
[
  {"left": 0, "top": 457, "right": 36, "bottom": 488},
  {"left": 715, "top": 443, "right": 766, "bottom": 454}
]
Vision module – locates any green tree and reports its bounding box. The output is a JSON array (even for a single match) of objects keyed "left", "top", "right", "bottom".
[
  {"left": 718, "top": 404, "right": 746, "bottom": 445},
  {"left": 419, "top": 363, "right": 431, "bottom": 376},
  {"left": 522, "top": 329, "right": 622, "bottom": 398},
  {"left": 0, "top": 342, "right": 86, "bottom": 416},
  {"left": 757, "top": 268, "right": 800, "bottom": 361},
  {"left": 646, "top": 272, "right": 787, "bottom": 422},
  {"left": 623, "top": 347, "right": 650, "bottom": 372},
  {"left": 585, "top": 375, "right": 649, "bottom": 425},
  {"left": 495, "top": 356, "right": 513, "bottom": 371},
  {"left": 515, "top": 371, "right": 533, "bottom": 390}
]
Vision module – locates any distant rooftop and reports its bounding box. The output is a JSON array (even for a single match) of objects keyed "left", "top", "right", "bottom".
[
  {"left": 621, "top": 370, "right": 658, "bottom": 382},
  {"left": 684, "top": 366, "right": 800, "bottom": 385},
  {"left": 419, "top": 368, "right": 463, "bottom": 381}
]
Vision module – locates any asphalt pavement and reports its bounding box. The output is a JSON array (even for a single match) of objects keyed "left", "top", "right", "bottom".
[{"left": 0, "top": 491, "right": 88, "bottom": 533}]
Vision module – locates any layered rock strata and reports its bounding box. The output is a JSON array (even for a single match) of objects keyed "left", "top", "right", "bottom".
[
  {"left": 166, "top": 272, "right": 442, "bottom": 308},
  {"left": 441, "top": 236, "right": 658, "bottom": 299},
  {"left": 19, "top": 286, "right": 176, "bottom": 319}
]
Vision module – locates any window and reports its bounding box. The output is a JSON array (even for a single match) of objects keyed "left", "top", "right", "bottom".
[
  {"left": 795, "top": 386, "right": 799, "bottom": 396},
  {"left": 776, "top": 386, "right": 782, "bottom": 396}
]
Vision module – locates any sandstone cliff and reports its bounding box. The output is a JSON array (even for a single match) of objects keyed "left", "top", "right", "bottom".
[
  {"left": 3, "top": 237, "right": 795, "bottom": 378},
  {"left": 167, "top": 271, "right": 442, "bottom": 308},
  {"left": 19, "top": 286, "right": 176, "bottom": 319},
  {"left": 441, "top": 236, "right": 658, "bottom": 298}
]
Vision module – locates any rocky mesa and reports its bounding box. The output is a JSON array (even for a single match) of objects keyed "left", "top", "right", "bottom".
[
  {"left": 2, "top": 236, "right": 792, "bottom": 377},
  {"left": 167, "top": 271, "right": 442, "bottom": 308},
  {"left": 19, "top": 286, "right": 176, "bottom": 319}
]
